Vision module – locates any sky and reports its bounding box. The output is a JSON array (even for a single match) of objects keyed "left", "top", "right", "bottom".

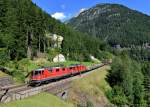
[{"left": 32, "top": 0, "right": 150, "bottom": 21}]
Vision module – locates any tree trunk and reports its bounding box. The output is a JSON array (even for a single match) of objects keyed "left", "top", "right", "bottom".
[
  {"left": 27, "top": 46, "right": 32, "bottom": 59},
  {"left": 27, "top": 30, "right": 32, "bottom": 59},
  {"left": 43, "top": 38, "right": 46, "bottom": 53},
  {"left": 38, "top": 35, "right": 41, "bottom": 52}
]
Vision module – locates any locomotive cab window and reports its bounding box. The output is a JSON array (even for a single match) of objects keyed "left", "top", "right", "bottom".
[
  {"left": 42, "top": 70, "right": 44, "bottom": 74},
  {"left": 48, "top": 69, "right": 53, "bottom": 73},
  {"left": 56, "top": 69, "right": 59, "bottom": 72},
  {"left": 62, "top": 68, "right": 65, "bottom": 71},
  {"left": 32, "top": 70, "right": 41, "bottom": 76}
]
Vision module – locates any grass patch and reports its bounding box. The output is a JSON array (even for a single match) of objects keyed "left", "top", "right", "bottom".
[
  {"left": 0, "top": 93, "right": 73, "bottom": 107},
  {"left": 68, "top": 66, "right": 111, "bottom": 105},
  {"left": 0, "top": 71, "right": 7, "bottom": 77},
  {"left": 72, "top": 66, "right": 111, "bottom": 95},
  {"left": 59, "top": 60, "right": 96, "bottom": 67}
]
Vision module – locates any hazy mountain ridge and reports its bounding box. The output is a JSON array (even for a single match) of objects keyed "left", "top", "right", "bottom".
[{"left": 68, "top": 3, "right": 150, "bottom": 47}]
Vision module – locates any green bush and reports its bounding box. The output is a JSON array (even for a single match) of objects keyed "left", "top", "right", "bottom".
[
  {"left": 0, "top": 48, "right": 10, "bottom": 65},
  {"left": 47, "top": 48, "right": 59, "bottom": 62},
  {"left": 12, "top": 70, "right": 25, "bottom": 83},
  {"left": 111, "top": 86, "right": 128, "bottom": 106},
  {"left": 77, "top": 104, "right": 84, "bottom": 107},
  {"left": 106, "top": 90, "right": 113, "bottom": 101},
  {"left": 87, "top": 101, "right": 94, "bottom": 107},
  {"left": 97, "top": 51, "right": 113, "bottom": 60},
  {"left": 77, "top": 101, "right": 94, "bottom": 107}
]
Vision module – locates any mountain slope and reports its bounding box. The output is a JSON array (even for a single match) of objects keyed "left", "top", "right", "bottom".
[
  {"left": 68, "top": 4, "right": 150, "bottom": 47},
  {"left": 0, "top": 0, "right": 106, "bottom": 61}
]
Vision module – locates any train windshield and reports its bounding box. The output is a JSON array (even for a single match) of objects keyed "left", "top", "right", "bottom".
[{"left": 32, "top": 70, "right": 41, "bottom": 76}]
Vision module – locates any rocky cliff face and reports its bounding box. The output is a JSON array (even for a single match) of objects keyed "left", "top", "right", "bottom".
[{"left": 68, "top": 4, "right": 150, "bottom": 47}]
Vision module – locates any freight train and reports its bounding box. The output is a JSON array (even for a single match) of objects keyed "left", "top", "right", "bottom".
[{"left": 29, "top": 64, "right": 87, "bottom": 86}]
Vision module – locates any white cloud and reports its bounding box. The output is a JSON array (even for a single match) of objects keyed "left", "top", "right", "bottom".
[
  {"left": 79, "top": 8, "right": 87, "bottom": 13},
  {"left": 51, "top": 12, "right": 66, "bottom": 20},
  {"left": 75, "top": 8, "right": 87, "bottom": 17}
]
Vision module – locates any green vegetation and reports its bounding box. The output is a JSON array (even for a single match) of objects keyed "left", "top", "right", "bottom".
[
  {"left": 77, "top": 101, "right": 94, "bottom": 107},
  {"left": 0, "top": 93, "right": 73, "bottom": 107},
  {"left": 3, "top": 58, "right": 95, "bottom": 83},
  {"left": 68, "top": 5, "right": 150, "bottom": 106},
  {"left": 68, "top": 3, "right": 150, "bottom": 61},
  {"left": 0, "top": 0, "right": 111, "bottom": 84},
  {"left": 0, "top": 0, "right": 110, "bottom": 62},
  {"left": 73, "top": 66, "right": 111, "bottom": 94},
  {"left": 0, "top": 48, "right": 10, "bottom": 65},
  {"left": 18, "top": 59, "right": 95, "bottom": 72},
  {"left": 0, "top": 1, "right": 149, "bottom": 106},
  {"left": 107, "top": 54, "right": 146, "bottom": 107},
  {"left": 61, "top": 60, "right": 97, "bottom": 66},
  {"left": 68, "top": 4, "right": 150, "bottom": 47},
  {"left": 141, "top": 62, "right": 150, "bottom": 105},
  {"left": 0, "top": 71, "right": 7, "bottom": 77},
  {"left": 68, "top": 66, "right": 111, "bottom": 106}
]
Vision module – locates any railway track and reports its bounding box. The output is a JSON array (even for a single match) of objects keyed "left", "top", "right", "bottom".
[{"left": 0, "top": 62, "right": 110, "bottom": 103}]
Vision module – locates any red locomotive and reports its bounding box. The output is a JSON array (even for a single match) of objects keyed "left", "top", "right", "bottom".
[{"left": 29, "top": 64, "right": 87, "bottom": 86}]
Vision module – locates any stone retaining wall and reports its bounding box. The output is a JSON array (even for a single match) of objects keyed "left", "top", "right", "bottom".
[{"left": 0, "top": 76, "right": 14, "bottom": 87}]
